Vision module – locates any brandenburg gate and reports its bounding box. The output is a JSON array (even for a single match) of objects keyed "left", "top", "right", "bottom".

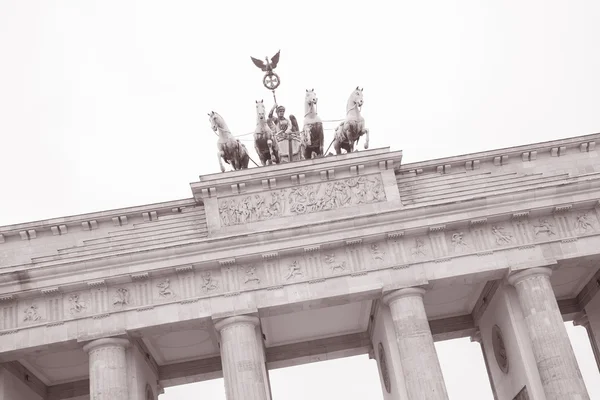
[{"left": 1, "top": 132, "right": 600, "bottom": 400}]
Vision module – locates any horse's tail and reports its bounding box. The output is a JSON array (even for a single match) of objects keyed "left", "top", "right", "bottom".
[{"left": 289, "top": 115, "right": 299, "bottom": 132}]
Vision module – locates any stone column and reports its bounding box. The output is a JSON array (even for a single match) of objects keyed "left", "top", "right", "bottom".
[
  {"left": 215, "top": 316, "right": 270, "bottom": 400},
  {"left": 383, "top": 288, "right": 449, "bottom": 400},
  {"left": 508, "top": 267, "right": 589, "bottom": 400},
  {"left": 82, "top": 338, "right": 130, "bottom": 400}
]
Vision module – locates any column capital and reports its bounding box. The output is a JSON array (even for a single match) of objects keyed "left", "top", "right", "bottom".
[
  {"left": 507, "top": 267, "right": 552, "bottom": 286},
  {"left": 382, "top": 287, "right": 426, "bottom": 305},
  {"left": 82, "top": 337, "right": 131, "bottom": 353},
  {"left": 214, "top": 315, "right": 260, "bottom": 333}
]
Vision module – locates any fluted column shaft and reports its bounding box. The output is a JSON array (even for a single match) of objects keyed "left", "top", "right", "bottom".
[
  {"left": 82, "top": 338, "right": 130, "bottom": 400},
  {"left": 215, "top": 316, "right": 269, "bottom": 400},
  {"left": 383, "top": 288, "right": 449, "bottom": 400},
  {"left": 508, "top": 267, "right": 589, "bottom": 400}
]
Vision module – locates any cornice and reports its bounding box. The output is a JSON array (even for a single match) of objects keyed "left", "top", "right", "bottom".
[
  {"left": 398, "top": 132, "right": 599, "bottom": 173},
  {"left": 0, "top": 198, "right": 196, "bottom": 238}
]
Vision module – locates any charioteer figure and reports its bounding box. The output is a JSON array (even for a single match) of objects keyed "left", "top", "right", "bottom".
[{"left": 268, "top": 104, "right": 302, "bottom": 162}]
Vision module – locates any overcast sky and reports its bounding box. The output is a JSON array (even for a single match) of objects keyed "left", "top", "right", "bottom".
[{"left": 1, "top": 1, "right": 600, "bottom": 399}]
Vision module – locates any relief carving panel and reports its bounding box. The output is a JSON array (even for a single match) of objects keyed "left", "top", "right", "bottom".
[{"left": 218, "top": 175, "right": 386, "bottom": 226}]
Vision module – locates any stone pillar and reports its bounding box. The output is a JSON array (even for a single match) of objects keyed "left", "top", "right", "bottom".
[
  {"left": 508, "top": 267, "right": 589, "bottom": 400},
  {"left": 83, "top": 337, "right": 131, "bottom": 400},
  {"left": 215, "top": 316, "right": 270, "bottom": 400},
  {"left": 383, "top": 288, "right": 449, "bottom": 400}
]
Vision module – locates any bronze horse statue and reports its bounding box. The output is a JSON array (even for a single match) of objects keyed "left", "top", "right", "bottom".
[
  {"left": 333, "top": 87, "right": 369, "bottom": 154},
  {"left": 254, "top": 100, "right": 280, "bottom": 165},
  {"left": 301, "top": 89, "right": 324, "bottom": 159},
  {"left": 208, "top": 111, "right": 249, "bottom": 172}
]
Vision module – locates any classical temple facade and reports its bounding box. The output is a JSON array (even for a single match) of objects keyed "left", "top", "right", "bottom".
[{"left": 1, "top": 133, "right": 600, "bottom": 400}]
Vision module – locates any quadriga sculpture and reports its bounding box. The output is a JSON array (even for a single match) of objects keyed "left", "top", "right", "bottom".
[
  {"left": 333, "top": 87, "right": 370, "bottom": 154},
  {"left": 254, "top": 100, "right": 280, "bottom": 165},
  {"left": 208, "top": 111, "right": 250, "bottom": 172},
  {"left": 301, "top": 89, "right": 324, "bottom": 159}
]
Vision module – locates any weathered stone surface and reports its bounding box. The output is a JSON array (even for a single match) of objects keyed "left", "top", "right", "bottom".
[
  {"left": 215, "top": 316, "right": 270, "bottom": 400},
  {"left": 508, "top": 268, "right": 589, "bottom": 400},
  {"left": 383, "top": 288, "right": 449, "bottom": 400},
  {"left": 83, "top": 338, "right": 131, "bottom": 400}
]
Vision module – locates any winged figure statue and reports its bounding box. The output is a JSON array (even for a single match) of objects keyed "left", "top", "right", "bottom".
[{"left": 250, "top": 50, "right": 281, "bottom": 73}]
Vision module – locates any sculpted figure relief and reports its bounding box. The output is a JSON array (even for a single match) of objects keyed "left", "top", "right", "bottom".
[
  {"left": 285, "top": 261, "right": 303, "bottom": 280},
  {"left": 113, "top": 288, "right": 130, "bottom": 307},
  {"left": 209, "top": 111, "right": 250, "bottom": 172},
  {"left": 244, "top": 266, "right": 261, "bottom": 284},
  {"left": 333, "top": 87, "right": 369, "bottom": 155},
  {"left": 324, "top": 254, "right": 346, "bottom": 273},
  {"left": 533, "top": 219, "right": 555, "bottom": 236},
  {"left": 157, "top": 279, "right": 174, "bottom": 298},
  {"left": 23, "top": 305, "right": 41, "bottom": 322},
  {"left": 492, "top": 225, "right": 513, "bottom": 245},
  {"left": 69, "top": 294, "right": 86, "bottom": 314},
  {"left": 218, "top": 175, "right": 386, "bottom": 226},
  {"left": 411, "top": 238, "right": 426, "bottom": 257},
  {"left": 201, "top": 272, "right": 218, "bottom": 292},
  {"left": 575, "top": 213, "right": 594, "bottom": 232},
  {"left": 451, "top": 232, "right": 468, "bottom": 252},
  {"left": 370, "top": 244, "right": 385, "bottom": 261}
]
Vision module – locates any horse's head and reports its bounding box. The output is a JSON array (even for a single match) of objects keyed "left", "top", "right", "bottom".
[
  {"left": 255, "top": 100, "right": 266, "bottom": 121},
  {"left": 208, "top": 111, "right": 219, "bottom": 132},
  {"left": 352, "top": 86, "right": 364, "bottom": 107},
  {"left": 305, "top": 88, "right": 318, "bottom": 106}
]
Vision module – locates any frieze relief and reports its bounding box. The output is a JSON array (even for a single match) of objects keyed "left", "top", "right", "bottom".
[
  {"left": 285, "top": 260, "right": 303, "bottom": 280},
  {"left": 68, "top": 294, "right": 87, "bottom": 314},
  {"left": 218, "top": 175, "right": 386, "bottom": 226},
  {"left": 113, "top": 288, "right": 130, "bottom": 307},
  {"left": 23, "top": 305, "right": 42, "bottom": 322},
  {"left": 2, "top": 207, "right": 600, "bottom": 332},
  {"left": 200, "top": 271, "right": 219, "bottom": 293},
  {"left": 157, "top": 279, "right": 174, "bottom": 298}
]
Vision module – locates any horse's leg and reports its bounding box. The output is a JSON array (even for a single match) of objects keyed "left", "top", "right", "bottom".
[
  {"left": 218, "top": 151, "right": 226, "bottom": 172},
  {"left": 334, "top": 140, "right": 342, "bottom": 155},
  {"left": 267, "top": 139, "right": 275, "bottom": 164},
  {"left": 363, "top": 128, "right": 369, "bottom": 149}
]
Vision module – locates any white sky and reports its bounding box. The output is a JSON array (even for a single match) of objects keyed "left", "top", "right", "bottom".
[{"left": 1, "top": 1, "right": 600, "bottom": 399}]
